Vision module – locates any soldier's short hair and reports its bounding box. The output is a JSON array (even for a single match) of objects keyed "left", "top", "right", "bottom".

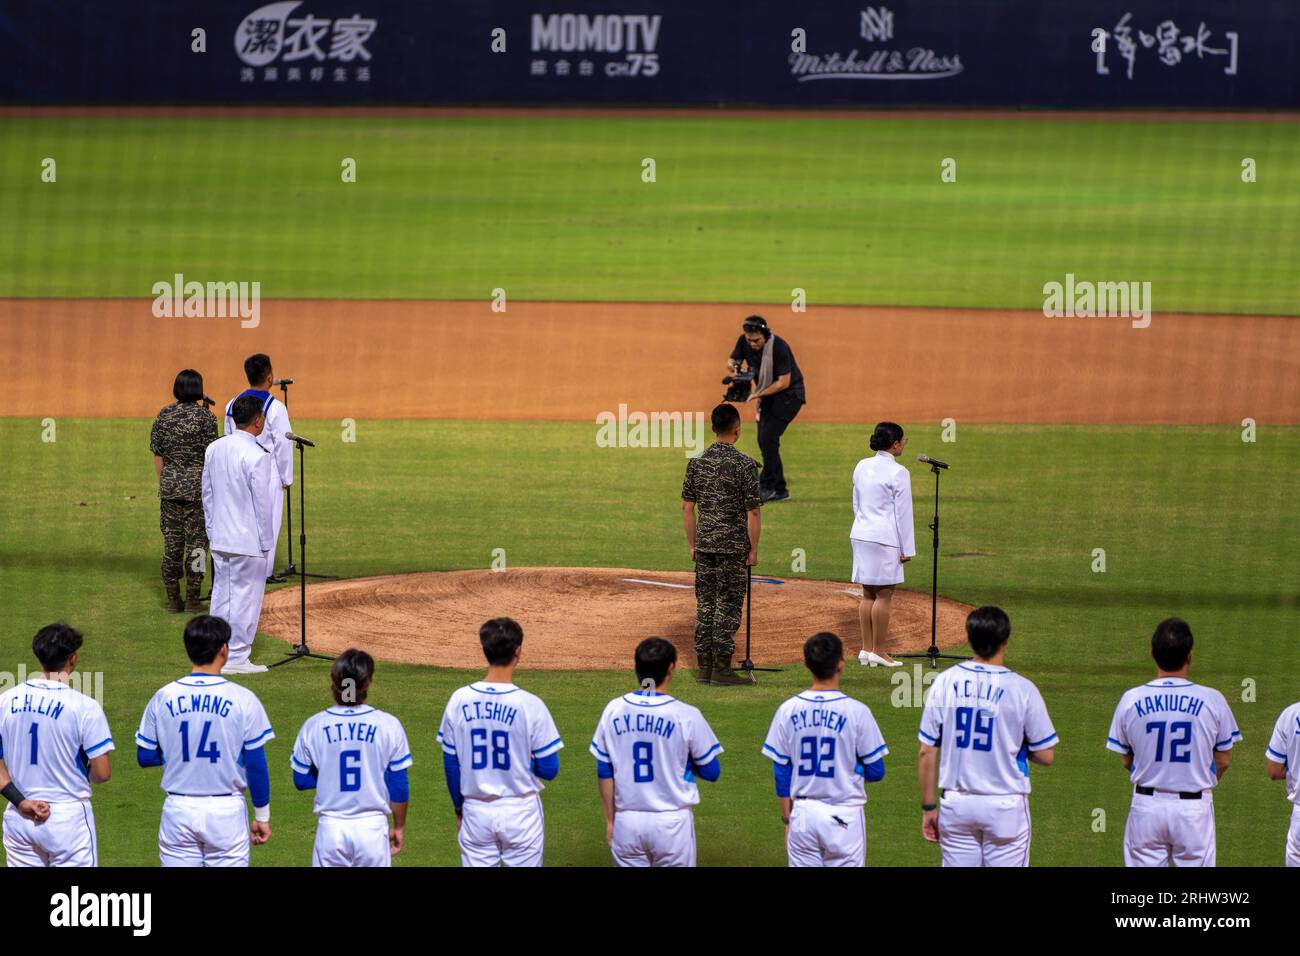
[
  {"left": 711, "top": 402, "right": 740, "bottom": 435},
  {"left": 173, "top": 369, "right": 205, "bottom": 403},
  {"left": 1151, "top": 617, "right": 1193, "bottom": 671},
  {"left": 244, "top": 353, "right": 272, "bottom": 386},
  {"left": 32, "top": 623, "right": 83, "bottom": 673},
  {"left": 331, "top": 648, "right": 374, "bottom": 705},
  {"left": 634, "top": 637, "right": 677, "bottom": 687},
  {"left": 966, "top": 605, "right": 1011, "bottom": 658},
  {"left": 183, "top": 615, "right": 231, "bottom": 665},
  {"left": 803, "top": 631, "right": 843, "bottom": 680},
  {"left": 231, "top": 394, "right": 264, "bottom": 427},
  {"left": 480, "top": 617, "right": 523, "bottom": 666}
]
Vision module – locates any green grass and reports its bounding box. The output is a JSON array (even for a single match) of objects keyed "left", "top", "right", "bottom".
[
  {"left": 2, "top": 114, "right": 1298, "bottom": 313},
  {"left": 0, "top": 417, "right": 1296, "bottom": 866}
]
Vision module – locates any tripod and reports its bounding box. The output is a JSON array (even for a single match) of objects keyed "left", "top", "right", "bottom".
[
  {"left": 278, "top": 380, "right": 335, "bottom": 582},
  {"left": 736, "top": 566, "right": 782, "bottom": 674},
  {"left": 897, "top": 457, "right": 968, "bottom": 670},
  {"left": 270, "top": 433, "right": 334, "bottom": 669}
]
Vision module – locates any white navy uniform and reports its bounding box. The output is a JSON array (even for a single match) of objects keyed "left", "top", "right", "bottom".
[
  {"left": 225, "top": 390, "right": 292, "bottom": 578},
  {"left": 849, "top": 450, "right": 916, "bottom": 586},
  {"left": 136, "top": 673, "right": 274, "bottom": 867},
  {"left": 589, "top": 691, "right": 723, "bottom": 867},
  {"left": 202, "top": 430, "right": 274, "bottom": 666},
  {"left": 1266, "top": 701, "right": 1300, "bottom": 867},
  {"left": 1106, "top": 677, "right": 1240, "bottom": 867},
  {"left": 918, "top": 661, "right": 1058, "bottom": 867},
  {"left": 437, "top": 682, "right": 563, "bottom": 867},
  {"left": 762, "top": 689, "right": 888, "bottom": 867},
  {"left": 291, "top": 704, "right": 413, "bottom": 868},
  {"left": 0, "top": 678, "right": 114, "bottom": 867}
]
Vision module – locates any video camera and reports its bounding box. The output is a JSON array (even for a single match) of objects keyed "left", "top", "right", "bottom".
[{"left": 722, "top": 370, "right": 755, "bottom": 403}]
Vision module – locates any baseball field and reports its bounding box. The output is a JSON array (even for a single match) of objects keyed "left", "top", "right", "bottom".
[{"left": 1, "top": 108, "right": 1298, "bottom": 866}]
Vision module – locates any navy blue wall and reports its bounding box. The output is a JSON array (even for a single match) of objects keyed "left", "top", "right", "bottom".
[{"left": 1, "top": 1, "right": 1294, "bottom": 107}]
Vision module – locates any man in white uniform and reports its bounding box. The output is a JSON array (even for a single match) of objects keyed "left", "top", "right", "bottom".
[
  {"left": 590, "top": 637, "right": 723, "bottom": 867},
  {"left": 136, "top": 615, "right": 275, "bottom": 867},
  {"left": 291, "top": 649, "right": 412, "bottom": 867},
  {"left": 762, "top": 632, "right": 889, "bottom": 867},
  {"left": 1106, "top": 617, "right": 1240, "bottom": 867},
  {"left": 204, "top": 393, "right": 274, "bottom": 674},
  {"left": 224, "top": 353, "right": 292, "bottom": 582},
  {"left": 437, "top": 618, "right": 563, "bottom": 867},
  {"left": 1265, "top": 698, "right": 1300, "bottom": 866},
  {"left": 0, "top": 624, "right": 113, "bottom": 867},
  {"left": 917, "top": 606, "right": 1057, "bottom": 866}
]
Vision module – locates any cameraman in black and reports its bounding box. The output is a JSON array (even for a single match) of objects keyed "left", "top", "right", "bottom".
[{"left": 727, "top": 315, "right": 805, "bottom": 502}]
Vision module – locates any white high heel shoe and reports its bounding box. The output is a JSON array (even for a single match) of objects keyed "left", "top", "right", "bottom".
[
  {"left": 858, "top": 649, "right": 874, "bottom": 667},
  {"left": 866, "top": 651, "right": 903, "bottom": 668}
]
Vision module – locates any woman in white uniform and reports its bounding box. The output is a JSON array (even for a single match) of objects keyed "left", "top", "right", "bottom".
[{"left": 850, "top": 422, "right": 916, "bottom": 667}]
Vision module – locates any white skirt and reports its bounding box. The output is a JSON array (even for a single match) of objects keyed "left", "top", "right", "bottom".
[{"left": 851, "top": 540, "right": 904, "bottom": 586}]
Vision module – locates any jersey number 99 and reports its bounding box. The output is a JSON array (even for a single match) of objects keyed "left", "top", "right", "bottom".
[{"left": 953, "top": 707, "right": 994, "bottom": 751}]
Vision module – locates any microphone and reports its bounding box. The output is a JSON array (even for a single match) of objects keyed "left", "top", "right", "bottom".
[
  {"left": 285, "top": 432, "right": 316, "bottom": 448},
  {"left": 917, "top": 454, "right": 949, "bottom": 470},
  {"left": 273, "top": 378, "right": 294, "bottom": 386}
]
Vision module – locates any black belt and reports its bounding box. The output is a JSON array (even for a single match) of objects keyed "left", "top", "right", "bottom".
[
  {"left": 167, "top": 792, "right": 239, "bottom": 798},
  {"left": 1135, "top": 785, "right": 1202, "bottom": 800}
]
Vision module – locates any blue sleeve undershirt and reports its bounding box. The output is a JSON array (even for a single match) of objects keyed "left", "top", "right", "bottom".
[
  {"left": 693, "top": 756, "right": 721, "bottom": 783},
  {"left": 243, "top": 746, "right": 270, "bottom": 808},
  {"left": 595, "top": 759, "right": 614, "bottom": 779},
  {"left": 385, "top": 767, "right": 409, "bottom": 804},
  {"left": 861, "top": 757, "right": 886, "bottom": 783},
  {"left": 293, "top": 764, "right": 318, "bottom": 791},
  {"left": 136, "top": 745, "right": 164, "bottom": 768},
  {"left": 773, "top": 761, "right": 793, "bottom": 798},
  {"left": 443, "top": 752, "right": 464, "bottom": 810},
  {"left": 531, "top": 752, "right": 560, "bottom": 781}
]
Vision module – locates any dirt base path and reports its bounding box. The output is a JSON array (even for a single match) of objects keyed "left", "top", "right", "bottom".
[
  {"left": 258, "top": 567, "right": 971, "bottom": 670},
  {"left": 3, "top": 299, "right": 1296, "bottom": 423}
]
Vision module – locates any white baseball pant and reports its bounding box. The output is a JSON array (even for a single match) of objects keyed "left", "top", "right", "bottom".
[
  {"left": 1123, "top": 790, "right": 1215, "bottom": 867},
  {"left": 1286, "top": 804, "right": 1300, "bottom": 868},
  {"left": 459, "top": 793, "right": 545, "bottom": 867},
  {"left": 265, "top": 477, "right": 284, "bottom": 578},
  {"left": 938, "top": 790, "right": 1032, "bottom": 867},
  {"left": 313, "top": 813, "right": 391, "bottom": 868},
  {"left": 210, "top": 551, "right": 267, "bottom": 666},
  {"left": 3, "top": 800, "right": 98, "bottom": 867},
  {"left": 610, "top": 808, "right": 695, "bottom": 867},
  {"left": 786, "top": 799, "right": 866, "bottom": 867},
  {"left": 159, "top": 794, "right": 250, "bottom": 867}
]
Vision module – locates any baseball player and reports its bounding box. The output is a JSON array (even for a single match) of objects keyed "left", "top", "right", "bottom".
[
  {"left": 204, "top": 393, "right": 275, "bottom": 674},
  {"left": 590, "top": 637, "right": 723, "bottom": 867},
  {"left": 0, "top": 624, "right": 113, "bottom": 867},
  {"left": 224, "top": 353, "right": 293, "bottom": 582},
  {"left": 761, "top": 632, "right": 888, "bottom": 867},
  {"left": 917, "top": 606, "right": 1058, "bottom": 866},
  {"left": 1106, "top": 617, "right": 1240, "bottom": 867},
  {"left": 437, "top": 618, "right": 563, "bottom": 867},
  {"left": 1265, "top": 698, "right": 1300, "bottom": 866},
  {"left": 136, "top": 615, "right": 275, "bottom": 867},
  {"left": 291, "top": 649, "right": 412, "bottom": 867}
]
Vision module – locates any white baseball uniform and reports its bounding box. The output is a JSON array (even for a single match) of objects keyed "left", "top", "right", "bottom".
[
  {"left": 226, "top": 390, "right": 293, "bottom": 578},
  {"left": 1266, "top": 701, "right": 1300, "bottom": 867},
  {"left": 437, "top": 681, "right": 563, "bottom": 867},
  {"left": 1106, "top": 677, "right": 1240, "bottom": 867},
  {"left": 0, "top": 678, "right": 114, "bottom": 867},
  {"left": 589, "top": 690, "right": 723, "bottom": 867},
  {"left": 762, "top": 689, "right": 889, "bottom": 867},
  {"left": 918, "top": 661, "right": 1058, "bottom": 867},
  {"left": 202, "top": 430, "right": 275, "bottom": 666},
  {"left": 136, "top": 673, "right": 275, "bottom": 867},
  {"left": 291, "top": 704, "right": 413, "bottom": 868}
]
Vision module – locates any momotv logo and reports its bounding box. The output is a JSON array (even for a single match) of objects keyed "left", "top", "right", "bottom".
[{"left": 531, "top": 13, "right": 661, "bottom": 53}]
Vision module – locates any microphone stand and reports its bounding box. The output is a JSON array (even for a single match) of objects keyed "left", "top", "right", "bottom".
[
  {"left": 271, "top": 433, "right": 334, "bottom": 668},
  {"left": 736, "top": 566, "right": 782, "bottom": 674},
  {"left": 897, "top": 459, "right": 968, "bottom": 670},
  {"left": 277, "top": 380, "right": 334, "bottom": 582}
]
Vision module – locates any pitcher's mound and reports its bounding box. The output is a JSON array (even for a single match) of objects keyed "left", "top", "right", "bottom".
[{"left": 259, "top": 567, "right": 973, "bottom": 670}]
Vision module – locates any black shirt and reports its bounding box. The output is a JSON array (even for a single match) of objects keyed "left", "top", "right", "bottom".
[{"left": 730, "top": 334, "right": 806, "bottom": 412}]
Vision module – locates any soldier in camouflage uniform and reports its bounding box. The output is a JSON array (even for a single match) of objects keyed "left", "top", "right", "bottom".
[
  {"left": 681, "top": 403, "right": 763, "bottom": 686},
  {"left": 150, "top": 369, "right": 218, "bottom": 613}
]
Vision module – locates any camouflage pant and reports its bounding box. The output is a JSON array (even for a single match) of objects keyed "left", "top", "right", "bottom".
[
  {"left": 160, "top": 498, "right": 207, "bottom": 597},
  {"left": 694, "top": 551, "right": 748, "bottom": 667}
]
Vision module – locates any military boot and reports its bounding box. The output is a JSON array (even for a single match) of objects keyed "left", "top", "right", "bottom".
[
  {"left": 165, "top": 582, "right": 184, "bottom": 614},
  {"left": 710, "top": 656, "right": 756, "bottom": 686},
  {"left": 695, "top": 649, "right": 714, "bottom": 684},
  {"left": 184, "top": 577, "right": 205, "bottom": 612}
]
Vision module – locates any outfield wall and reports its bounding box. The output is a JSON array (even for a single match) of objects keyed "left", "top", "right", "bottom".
[{"left": 1, "top": 0, "right": 1295, "bottom": 108}]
